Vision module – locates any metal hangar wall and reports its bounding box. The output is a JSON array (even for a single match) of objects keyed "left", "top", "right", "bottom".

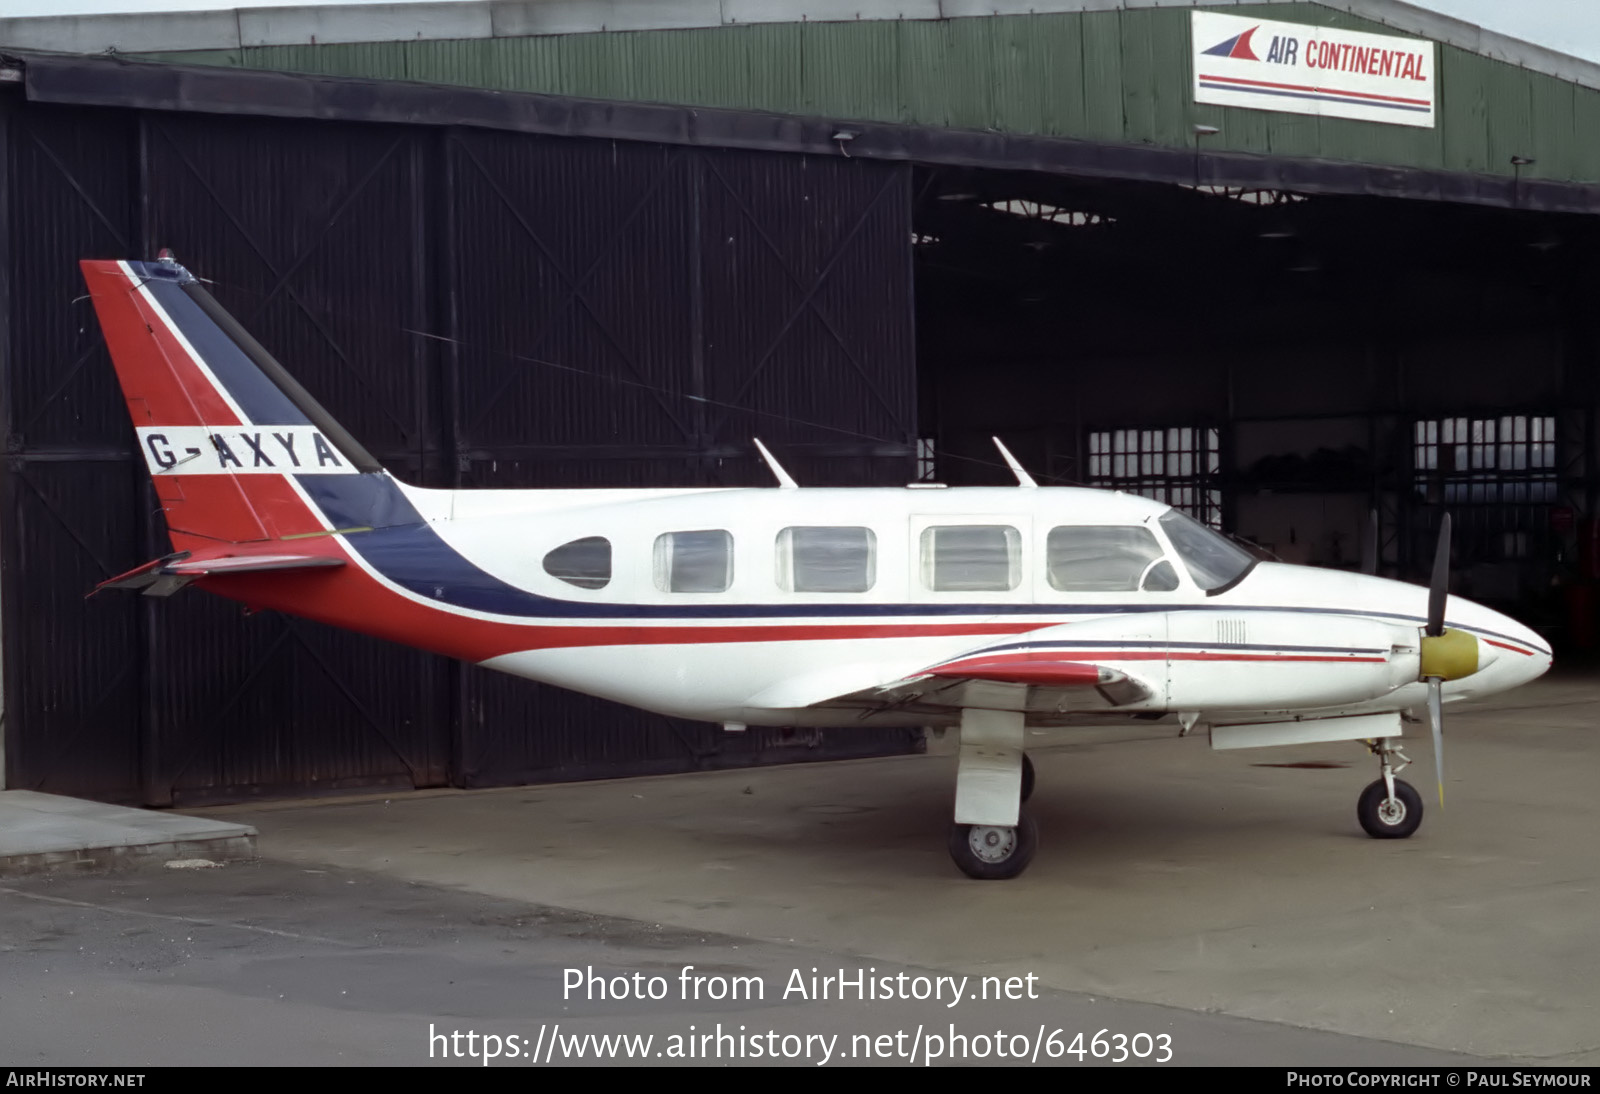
[{"left": 0, "top": 98, "right": 919, "bottom": 804}]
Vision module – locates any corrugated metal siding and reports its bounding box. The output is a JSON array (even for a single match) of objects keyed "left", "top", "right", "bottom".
[
  {"left": 2, "top": 100, "right": 920, "bottom": 805},
  {"left": 2, "top": 105, "right": 145, "bottom": 802},
  {"left": 135, "top": 5, "right": 1600, "bottom": 186}
]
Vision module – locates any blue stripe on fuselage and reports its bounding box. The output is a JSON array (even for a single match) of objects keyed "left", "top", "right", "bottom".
[{"left": 295, "top": 472, "right": 1548, "bottom": 652}]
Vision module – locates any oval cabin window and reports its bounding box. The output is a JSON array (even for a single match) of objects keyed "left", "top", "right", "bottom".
[{"left": 542, "top": 536, "right": 612, "bottom": 590}]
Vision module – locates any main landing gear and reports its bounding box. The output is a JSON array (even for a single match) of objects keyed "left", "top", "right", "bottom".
[
  {"left": 948, "top": 694, "right": 1037, "bottom": 879},
  {"left": 1357, "top": 738, "right": 1423, "bottom": 840}
]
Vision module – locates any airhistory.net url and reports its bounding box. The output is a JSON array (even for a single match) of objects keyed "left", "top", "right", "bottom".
[{"left": 426, "top": 1022, "right": 1175, "bottom": 1065}]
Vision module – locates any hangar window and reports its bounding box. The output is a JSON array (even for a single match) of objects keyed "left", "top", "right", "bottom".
[
  {"left": 1413, "top": 416, "right": 1557, "bottom": 560},
  {"left": 654, "top": 530, "right": 733, "bottom": 593},
  {"left": 921, "top": 526, "right": 1021, "bottom": 592},
  {"left": 1046, "top": 526, "right": 1172, "bottom": 592},
  {"left": 1088, "top": 426, "right": 1223, "bottom": 528},
  {"left": 1413, "top": 416, "right": 1557, "bottom": 504},
  {"left": 776, "top": 527, "right": 876, "bottom": 593},
  {"left": 542, "top": 536, "right": 611, "bottom": 590}
]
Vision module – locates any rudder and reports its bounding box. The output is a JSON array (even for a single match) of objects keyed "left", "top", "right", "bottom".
[{"left": 80, "top": 256, "right": 383, "bottom": 551}]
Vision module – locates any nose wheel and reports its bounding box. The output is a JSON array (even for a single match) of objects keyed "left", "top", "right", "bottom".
[{"left": 1358, "top": 739, "right": 1424, "bottom": 839}]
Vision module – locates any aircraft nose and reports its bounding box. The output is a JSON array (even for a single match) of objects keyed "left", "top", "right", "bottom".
[{"left": 1483, "top": 609, "right": 1553, "bottom": 687}]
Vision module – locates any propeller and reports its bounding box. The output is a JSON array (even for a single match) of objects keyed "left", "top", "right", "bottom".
[{"left": 1422, "top": 514, "right": 1453, "bottom": 807}]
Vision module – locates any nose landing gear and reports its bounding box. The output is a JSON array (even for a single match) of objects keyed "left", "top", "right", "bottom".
[{"left": 1357, "top": 738, "right": 1423, "bottom": 839}]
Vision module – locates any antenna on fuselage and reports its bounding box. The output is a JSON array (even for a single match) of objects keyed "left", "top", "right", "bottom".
[
  {"left": 991, "top": 436, "right": 1037, "bottom": 488},
  {"left": 753, "top": 437, "right": 799, "bottom": 489}
]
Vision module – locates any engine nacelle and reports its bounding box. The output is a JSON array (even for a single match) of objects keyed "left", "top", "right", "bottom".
[{"left": 1015, "top": 609, "right": 1420, "bottom": 714}]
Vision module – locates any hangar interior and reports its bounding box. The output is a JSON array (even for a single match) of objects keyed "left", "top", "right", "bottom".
[
  {"left": 2, "top": 0, "right": 1598, "bottom": 806},
  {"left": 911, "top": 169, "right": 1599, "bottom": 638}
]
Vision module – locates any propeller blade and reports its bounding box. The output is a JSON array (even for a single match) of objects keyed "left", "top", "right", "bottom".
[
  {"left": 1426, "top": 513, "right": 1452, "bottom": 637},
  {"left": 1360, "top": 508, "right": 1379, "bottom": 576},
  {"left": 1428, "top": 677, "right": 1445, "bottom": 807}
]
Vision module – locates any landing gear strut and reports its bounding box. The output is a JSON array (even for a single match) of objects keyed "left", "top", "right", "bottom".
[
  {"left": 948, "top": 693, "right": 1036, "bottom": 879},
  {"left": 1357, "top": 738, "right": 1423, "bottom": 839}
]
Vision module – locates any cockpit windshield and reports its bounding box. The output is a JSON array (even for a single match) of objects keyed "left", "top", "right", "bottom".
[{"left": 1158, "top": 509, "right": 1257, "bottom": 593}]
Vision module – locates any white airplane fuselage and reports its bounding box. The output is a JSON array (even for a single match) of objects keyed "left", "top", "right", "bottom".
[{"left": 342, "top": 478, "right": 1552, "bottom": 729}]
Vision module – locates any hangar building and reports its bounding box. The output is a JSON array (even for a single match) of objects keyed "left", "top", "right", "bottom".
[{"left": 1, "top": 0, "right": 1596, "bottom": 804}]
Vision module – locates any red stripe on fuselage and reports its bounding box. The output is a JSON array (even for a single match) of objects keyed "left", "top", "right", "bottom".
[{"left": 194, "top": 487, "right": 1037, "bottom": 662}]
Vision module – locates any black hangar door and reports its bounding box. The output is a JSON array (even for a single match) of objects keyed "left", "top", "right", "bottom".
[
  {"left": 443, "top": 132, "right": 921, "bottom": 786},
  {"left": 2, "top": 104, "right": 147, "bottom": 802},
  {"left": 132, "top": 113, "right": 453, "bottom": 805}
]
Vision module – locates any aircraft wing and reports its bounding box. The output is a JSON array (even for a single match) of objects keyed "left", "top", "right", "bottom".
[{"left": 743, "top": 635, "right": 1154, "bottom": 722}]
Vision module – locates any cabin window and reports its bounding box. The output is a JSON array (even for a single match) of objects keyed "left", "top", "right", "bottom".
[
  {"left": 542, "top": 536, "right": 611, "bottom": 590},
  {"left": 1046, "top": 526, "right": 1170, "bottom": 592},
  {"left": 921, "top": 525, "right": 1021, "bottom": 592},
  {"left": 776, "top": 527, "right": 876, "bottom": 593},
  {"left": 654, "top": 530, "right": 734, "bottom": 593},
  {"left": 1141, "top": 559, "right": 1180, "bottom": 592}
]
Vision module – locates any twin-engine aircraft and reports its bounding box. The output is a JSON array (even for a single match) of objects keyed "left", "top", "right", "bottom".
[{"left": 82, "top": 255, "right": 1552, "bottom": 879}]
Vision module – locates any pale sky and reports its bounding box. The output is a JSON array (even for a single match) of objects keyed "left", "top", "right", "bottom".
[{"left": 2, "top": 1, "right": 1598, "bottom": 66}]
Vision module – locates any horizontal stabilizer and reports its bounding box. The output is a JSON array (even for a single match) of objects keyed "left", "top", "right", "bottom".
[{"left": 96, "top": 552, "right": 344, "bottom": 598}]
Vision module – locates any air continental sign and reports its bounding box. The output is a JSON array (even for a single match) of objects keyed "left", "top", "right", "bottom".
[{"left": 1191, "top": 11, "right": 1436, "bottom": 128}]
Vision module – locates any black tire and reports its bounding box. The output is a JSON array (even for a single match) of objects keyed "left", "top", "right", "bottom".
[
  {"left": 948, "top": 810, "right": 1038, "bottom": 880},
  {"left": 1021, "top": 753, "right": 1035, "bottom": 804},
  {"left": 1357, "top": 778, "right": 1423, "bottom": 839}
]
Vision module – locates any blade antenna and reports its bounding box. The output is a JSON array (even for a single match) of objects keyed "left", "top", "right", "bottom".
[
  {"left": 753, "top": 437, "right": 798, "bottom": 489},
  {"left": 992, "top": 436, "right": 1037, "bottom": 488}
]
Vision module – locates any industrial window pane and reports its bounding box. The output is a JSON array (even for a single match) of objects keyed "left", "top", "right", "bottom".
[
  {"left": 542, "top": 536, "right": 611, "bottom": 590},
  {"left": 1087, "top": 423, "right": 1223, "bottom": 528},
  {"left": 1046, "top": 526, "right": 1166, "bottom": 592},
  {"left": 776, "top": 527, "right": 876, "bottom": 593},
  {"left": 654, "top": 530, "right": 733, "bottom": 593},
  {"left": 1412, "top": 414, "right": 1558, "bottom": 561},
  {"left": 921, "top": 526, "right": 1020, "bottom": 592}
]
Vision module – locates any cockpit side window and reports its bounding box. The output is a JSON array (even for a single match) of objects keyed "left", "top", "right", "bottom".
[
  {"left": 777, "top": 527, "right": 876, "bottom": 593},
  {"left": 542, "top": 536, "right": 612, "bottom": 590},
  {"left": 654, "top": 530, "right": 734, "bottom": 593},
  {"left": 1046, "top": 526, "right": 1170, "bottom": 592},
  {"left": 1158, "top": 509, "right": 1255, "bottom": 593}
]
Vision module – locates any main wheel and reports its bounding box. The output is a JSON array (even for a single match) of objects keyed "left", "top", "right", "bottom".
[
  {"left": 948, "top": 810, "right": 1038, "bottom": 880},
  {"left": 1021, "top": 753, "right": 1035, "bottom": 803},
  {"left": 1357, "top": 778, "right": 1423, "bottom": 839}
]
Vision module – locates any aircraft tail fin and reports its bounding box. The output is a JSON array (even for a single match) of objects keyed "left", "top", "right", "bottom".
[{"left": 80, "top": 256, "right": 392, "bottom": 552}]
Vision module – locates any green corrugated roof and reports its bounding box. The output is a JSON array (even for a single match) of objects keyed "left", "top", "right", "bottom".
[{"left": 126, "top": 4, "right": 1600, "bottom": 185}]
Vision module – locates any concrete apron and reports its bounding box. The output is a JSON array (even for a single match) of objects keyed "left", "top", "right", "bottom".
[
  {"left": 0, "top": 790, "right": 257, "bottom": 877},
  {"left": 203, "top": 675, "right": 1597, "bottom": 1061}
]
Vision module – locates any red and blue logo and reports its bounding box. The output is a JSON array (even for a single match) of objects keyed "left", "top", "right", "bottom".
[{"left": 1201, "top": 26, "right": 1261, "bottom": 61}]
